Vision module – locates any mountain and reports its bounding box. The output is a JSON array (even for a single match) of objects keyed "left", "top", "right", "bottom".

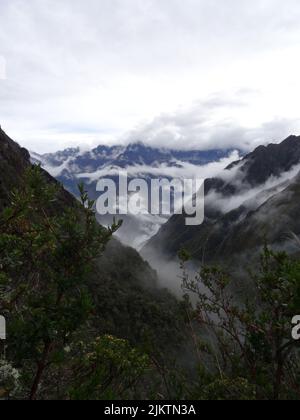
[
  {"left": 142, "top": 135, "right": 300, "bottom": 268},
  {"left": 0, "top": 127, "right": 30, "bottom": 209},
  {"left": 32, "top": 142, "right": 239, "bottom": 248},
  {"left": 0, "top": 127, "right": 184, "bottom": 355},
  {"left": 32, "top": 142, "right": 236, "bottom": 174}
]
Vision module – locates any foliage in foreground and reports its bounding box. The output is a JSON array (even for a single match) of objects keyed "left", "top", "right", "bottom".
[
  {"left": 0, "top": 167, "right": 150, "bottom": 400},
  {"left": 180, "top": 247, "right": 300, "bottom": 400},
  {"left": 1, "top": 165, "right": 300, "bottom": 400}
]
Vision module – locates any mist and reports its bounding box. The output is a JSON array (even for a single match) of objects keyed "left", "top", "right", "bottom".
[{"left": 207, "top": 160, "right": 300, "bottom": 215}]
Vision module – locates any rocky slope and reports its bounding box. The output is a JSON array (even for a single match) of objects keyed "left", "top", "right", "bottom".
[{"left": 0, "top": 127, "right": 30, "bottom": 209}]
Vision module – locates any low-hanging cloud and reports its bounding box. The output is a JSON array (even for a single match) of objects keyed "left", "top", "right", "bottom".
[
  {"left": 206, "top": 161, "right": 300, "bottom": 215},
  {"left": 74, "top": 151, "right": 240, "bottom": 183}
]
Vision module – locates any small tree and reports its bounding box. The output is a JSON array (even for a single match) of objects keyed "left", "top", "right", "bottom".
[
  {"left": 69, "top": 335, "right": 150, "bottom": 400},
  {"left": 180, "top": 247, "right": 300, "bottom": 400}
]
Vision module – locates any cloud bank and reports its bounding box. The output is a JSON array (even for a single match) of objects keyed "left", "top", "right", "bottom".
[{"left": 1, "top": 0, "right": 300, "bottom": 152}]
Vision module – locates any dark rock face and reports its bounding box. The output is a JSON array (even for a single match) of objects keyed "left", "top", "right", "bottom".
[
  {"left": 142, "top": 136, "right": 300, "bottom": 266},
  {"left": 227, "top": 135, "right": 300, "bottom": 187},
  {"left": 0, "top": 127, "right": 78, "bottom": 212},
  {"left": 0, "top": 128, "right": 30, "bottom": 209}
]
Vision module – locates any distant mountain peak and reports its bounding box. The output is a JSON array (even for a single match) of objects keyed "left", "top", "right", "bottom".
[{"left": 33, "top": 142, "right": 238, "bottom": 175}]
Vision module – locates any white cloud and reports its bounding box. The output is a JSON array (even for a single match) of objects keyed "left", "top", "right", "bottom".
[
  {"left": 125, "top": 94, "right": 300, "bottom": 151},
  {"left": 73, "top": 151, "right": 240, "bottom": 183},
  {"left": 1, "top": 0, "right": 300, "bottom": 152},
  {"left": 207, "top": 161, "right": 300, "bottom": 214}
]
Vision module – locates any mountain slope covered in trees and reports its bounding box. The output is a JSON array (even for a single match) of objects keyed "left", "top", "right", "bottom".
[
  {"left": 0, "top": 128, "right": 186, "bottom": 399},
  {"left": 1, "top": 128, "right": 300, "bottom": 400}
]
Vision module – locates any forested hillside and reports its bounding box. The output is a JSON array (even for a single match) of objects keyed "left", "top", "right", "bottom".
[
  {"left": 0, "top": 128, "right": 186, "bottom": 399},
  {"left": 1, "top": 128, "right": 300, "bottom": 400}
]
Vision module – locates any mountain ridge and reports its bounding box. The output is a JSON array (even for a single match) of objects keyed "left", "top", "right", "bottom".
[
  {"left": 32, "top": 142, "right": 239, "bottom": 174},
  {"left": 142, "top": 135, "right": 300, "bottom": 266}
]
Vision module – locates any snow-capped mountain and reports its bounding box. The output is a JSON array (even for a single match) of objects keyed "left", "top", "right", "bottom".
[
  {"left": 31, "top": 142, "right": 238, "bottom": 179},
  {"left": 31, "top": 142, "right": 240, "bottom": 248}
]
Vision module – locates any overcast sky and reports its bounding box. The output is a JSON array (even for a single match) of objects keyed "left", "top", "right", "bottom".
[{"left": 1, "top": 0, "right": 300, "bottom": 152}]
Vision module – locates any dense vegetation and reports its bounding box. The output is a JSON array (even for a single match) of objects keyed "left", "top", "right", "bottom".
[
  {"left": 0, "top": 166, "right": 299, "bottom": 400},
  {"left": 180, "top": 248, "right": 300, "bottom": 400},
  {"left": 0, "top": 167, "right": 185, "bottom": 400}
]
